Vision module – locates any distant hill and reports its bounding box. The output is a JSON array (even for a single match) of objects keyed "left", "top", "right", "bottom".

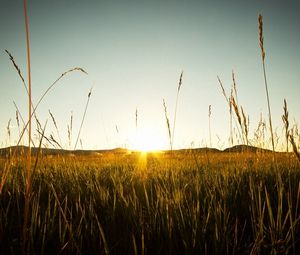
[
  {"left": 0, "top": 144, "right": 275, "bottom": 158},
  {"left": 169, "top": 145, "right": 273, "bottom": 154},
  {"left": 223, "top": 145, "right": 272, "bottom": 153},
  {"left": 0, "top": 146, "right": 127, "bottom": 157},
  {"left": 171, "top": 147, "right": 222, "bottom": 153}
]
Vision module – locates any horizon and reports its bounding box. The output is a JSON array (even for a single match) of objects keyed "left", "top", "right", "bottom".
[
  {"left": 1, "top": 0, "right": 300, "bottom": 151},
  {"left": 0, "top": 143, "right": 285, "bottom": 155}
]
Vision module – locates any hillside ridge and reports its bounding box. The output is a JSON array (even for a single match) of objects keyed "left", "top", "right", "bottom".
[{"left": 0, "top": 144, "right": 275, "bottom": 157}]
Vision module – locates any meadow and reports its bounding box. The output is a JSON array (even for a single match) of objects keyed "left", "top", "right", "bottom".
[
  {"left": 0, "top": 148, "right": 300, "bottom": 254},
  {"left": 0, "top": 3, "right": 300, "bottom": 254}
]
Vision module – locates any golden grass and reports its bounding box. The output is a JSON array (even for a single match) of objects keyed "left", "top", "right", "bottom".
[
  {"left": 171, "top": 71, "right": 183, "bottom": 150},
  {"left": 282, "top": 99, "right": 289, "bottom": 152},
  {"left": 258, "top": 14, "right": 275, "bottom": 153},
  {"left": 1, "top": 7, "right": 300, "bottom": 255},
  {"left": 1, "top": 150, "right": 299, "bottom": 254},
  {"left": 23, "top": 1, "right": 32, "bottom": 253},
  {"left": 163, "top": 99, "right": 172, "bottom": 150}
]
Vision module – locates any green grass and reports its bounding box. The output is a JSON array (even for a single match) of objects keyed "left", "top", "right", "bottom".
[{"left": 0, "top": 151, "right": 299, "bottom": 254}]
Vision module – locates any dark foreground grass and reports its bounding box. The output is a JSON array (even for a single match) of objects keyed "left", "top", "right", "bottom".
[{"left": 0, "top": 150, "right": 300, "bottom": 255}]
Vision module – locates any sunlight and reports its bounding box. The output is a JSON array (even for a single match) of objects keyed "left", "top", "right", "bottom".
[{"left": 128, "top": 127, "right": 166, "bottom": 152}]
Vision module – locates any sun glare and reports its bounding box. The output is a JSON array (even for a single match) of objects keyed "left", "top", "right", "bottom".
[{"left": 129, "top": 127, "right": 166, "bottom": 152}]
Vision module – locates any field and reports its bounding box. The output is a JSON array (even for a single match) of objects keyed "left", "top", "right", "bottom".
[
  {"left": 0, "top": 148, "right": 300, "bottom": 254},
  {"left": 1, "top": 3, "right": 300, "bottom": 254}
]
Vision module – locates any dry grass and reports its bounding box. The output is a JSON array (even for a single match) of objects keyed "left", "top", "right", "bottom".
[
  {"left": 171, "top": 71, "right": 183, "bottom": 150},
  {"left": 163, "top": 99, "right": 172, "bottom": 149},
  {"left": 208, "top": 105, "right": 212, "bottom": 147},
  {"left": 1, "top": 7, "right": 300, "bottom": 255},
  {"left": 282, "top": 99, "right": 289, "bottom": 152},
  {"left": 0, "top": 151, "right": 299, "bottom": 254},
  {"left": 23, "top": 2, "right": 32, "bottom": 253},
  {"left": 258, "top": 14, "right": 275, "bottom": 153}
]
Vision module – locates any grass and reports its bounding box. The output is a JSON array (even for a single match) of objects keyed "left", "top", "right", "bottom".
[
  {"left": 171, "top": 71, "right": 183, "bottom": 151},
  {"left": 0, "top": 151, "right": 300, "bottom": 254},
  {"left": 258, "top": 14, "right": 275, "bottom": 154},
  {"left": 1, "top": 7, "right": 300, "bottom": 255},
  {"left": 23, "top": 1, "right": 32, "bottom": 252}
]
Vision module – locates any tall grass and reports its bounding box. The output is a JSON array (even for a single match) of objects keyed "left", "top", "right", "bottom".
[
  {"left": 22, "top": 1, "right": 32, "bottom": 253},
  {"left": 218, "top": 75, "right": 248, "bottom": 146},
  {"left": 171, "top": 71, "right": 183, "bottom": 150},
  {"left": 0, "top": 152, "right": 299, "bottom": 254},
  {"left": 1, "top": 2, "right": 88, "bottom": 253},
  {"left": 1, "top": 8, "right": 300, "bottom": 255},
  {"left": 163, "top": 99, "right": 172, "bottom": 150},
  {"left": 162, "top": 71, "right": 183, "bottom": 151},
  {"left": 258, "top": 14, "right": 275, "bottom": 153},
  {"left": 282, "top": 99, "right": 289, "bottom": 153}
]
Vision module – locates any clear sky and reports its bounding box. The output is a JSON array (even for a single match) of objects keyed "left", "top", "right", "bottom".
[{"left": 0, "top": 0, "right": 299, "bottom": 151}]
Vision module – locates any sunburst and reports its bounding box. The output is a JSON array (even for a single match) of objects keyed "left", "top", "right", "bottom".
[{"left": 128, "top": 127, "right": 166, "bottom": 152}]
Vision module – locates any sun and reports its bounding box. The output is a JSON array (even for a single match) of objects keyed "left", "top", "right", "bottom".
[{"left": 128, "top": 127, "right": 166, "bottom": 152}]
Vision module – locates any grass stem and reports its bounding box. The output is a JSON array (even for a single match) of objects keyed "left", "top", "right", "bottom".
[
  {"left": 23, "top": 0, "right": 32, "bottom": 254},
  {"left": 258, "top": 14, "right": 275, "bottom": 153}
]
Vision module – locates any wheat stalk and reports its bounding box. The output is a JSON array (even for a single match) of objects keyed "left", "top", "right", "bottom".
[
  {"left": 258, "top": 14, "right": 275, "bottom": 153},
  {"left": 68, "top": 112, "right": 73, "bottom": 148},
  {"left": 49, "top": 109, "right": 62, "bottom": 146},
  {"left": 282, "top": 99, "right": 289, "bottom": 152},
  {"left": 232, "top": 71, "right": 239, "bottom": 106},
  {"left": 171, "top": 71, "right": 183, "bottom": 150},
  {"left": 229, "top": 90, "right": 234, "bottom": 146},
  {"left": 218, "top": 76, "right": 235, "bottom": 145},
  {"left": 5, "top": 49, "right": 28, "bottom": 95},
  {"left": 23, "top": 0, "right": 32, "bottom": 253},
  {"left": 231, "top": 96, "right": 242, "bottom": 127},
  {"left": 16, "top": 109, "right": 20, "bottom": 135},
  {"left": 241, "top": 106, "right": 249, "bottom": 145},
  {"left": 208, "top": 105, "right": 212, "bottom": 147},
  {"left": 258, "top": 15, "right": 265, "bottom": 61},
  {"left": 163, "top": 99, "right": 172, "bottom": 150},
  {"left": 49, "top": 134, "right": 63, "bottom": 149},
  {"left": 217, "top": 76, "right": 230, "bottom": 105}
]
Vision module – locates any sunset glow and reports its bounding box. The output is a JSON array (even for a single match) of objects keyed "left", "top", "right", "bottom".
[{"left": 128, "top": 127, "right": 167, "bottom": 152}]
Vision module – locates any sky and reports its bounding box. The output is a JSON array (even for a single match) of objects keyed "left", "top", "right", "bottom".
[{"left": 0, "top": 0, "right": 299, "bottom": 151}]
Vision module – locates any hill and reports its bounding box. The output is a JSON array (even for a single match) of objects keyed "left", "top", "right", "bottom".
[
  {"left": 0, "top": 144, "right": 276, "bottom": 158},
  {"left": 0, "top": 146, "right": 127, "bottom": 157},
  {"left": 223, "top": 145, "right": 272, "bottom": 153}
]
